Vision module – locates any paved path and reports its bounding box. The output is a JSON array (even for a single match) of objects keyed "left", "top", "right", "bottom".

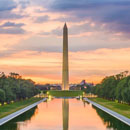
[
  {"left": 84, "top": 98, "right": 130, "bottom": 126},
  {"left": 0, "top": 98, "right": 47, "bottom": 126}
]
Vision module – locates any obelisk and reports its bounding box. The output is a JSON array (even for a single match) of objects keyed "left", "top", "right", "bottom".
[{"left": 62, "top": 23, "right": 69, "bottom": 90}]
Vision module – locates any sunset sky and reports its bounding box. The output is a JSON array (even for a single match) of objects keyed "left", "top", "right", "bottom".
[{"left": 1, "top": 0, "right": 130, "bottom": 84}]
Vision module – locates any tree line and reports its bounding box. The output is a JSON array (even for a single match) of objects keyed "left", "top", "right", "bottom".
[
  {"left": 0, "top": 72, "right": 40, "bottom": 105},
  {"left": 92, "top": 71, "right": 130, "bottom": 105}
]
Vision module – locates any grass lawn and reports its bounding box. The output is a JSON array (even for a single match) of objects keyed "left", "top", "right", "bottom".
[
  {"left": 88, "top": 97, "right": 130, "bottom": 118},
  {"left": 48, "top": 90, "right": 83, "bottom": 97},
  {"left": 0, "top": 97, "right": 43, "bottom": 119}
]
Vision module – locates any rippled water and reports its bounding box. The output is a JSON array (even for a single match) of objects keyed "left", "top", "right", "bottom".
[{"left": 0, "top": 98, "right": 130, "bottom": 130}]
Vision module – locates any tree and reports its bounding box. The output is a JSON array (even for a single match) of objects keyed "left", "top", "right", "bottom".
[
  {"left": 92, "top": 71, "right": 130, "bottom": 105},
  {"left": 0, "top": 72, "right": 43, "bottom": 105},
  {"left": 5, "top": 89, "right": 16, "bottom": 103},
  {"left": 0, "top": 89, "right": 5, "bottom": 105},
  {"left": 116, "top": 76, "right": 130, "bottom": 103},
  {"left": 101, "top": 76, "right": 117, "bottom": 100}
]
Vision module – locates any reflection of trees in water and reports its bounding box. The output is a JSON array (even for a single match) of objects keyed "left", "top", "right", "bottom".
[
  {"left": 92, "top": 105, "right": 130, "bottom": 130},
  {"left": 0, "top": 106, "right": 37, "bottom": 130}
]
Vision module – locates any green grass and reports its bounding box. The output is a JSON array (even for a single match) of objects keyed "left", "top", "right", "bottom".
[
  {"left": 0, "top": 97, "right": 43, "bottom": 119},
  {"left": 48, "top": 90, "right": 83, "bottom": 97},
  {"left": 88, "top": 97, "right": 130, "bottom": 118}
]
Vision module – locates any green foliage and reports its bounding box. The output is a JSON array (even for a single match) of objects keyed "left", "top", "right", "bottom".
[
  {"left": 82, "top": 85, "right": 91, "bottom": 93},
  {"left": 0, "top": 72, "right": 40, "bottom": 104},
  {"left": 92, "top": 71, "right": 130, "bottom": 104},
  {"left": 5, "top": 90, "right": 16, "bottom": 103},
  {"left": 0, "top": 89, "right": 5, "bottom": 104}
]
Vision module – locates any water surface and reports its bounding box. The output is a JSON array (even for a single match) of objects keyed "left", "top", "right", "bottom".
[{"left": 0, "top": 98, "right": 130, "bottom": 130}]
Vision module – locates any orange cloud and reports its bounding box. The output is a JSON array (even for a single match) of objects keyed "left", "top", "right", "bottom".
[{"left": 0, "top": 48, "right": 130, "bottom": 84}]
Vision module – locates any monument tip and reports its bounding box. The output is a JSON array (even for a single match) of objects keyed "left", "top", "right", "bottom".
[{"left": 64, "top": 22, "right": 67, "bottom": 28}]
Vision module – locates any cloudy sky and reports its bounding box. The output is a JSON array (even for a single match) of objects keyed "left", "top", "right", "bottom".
[{"left": 0, "top": 0, "right": 130, "bottom": 84}]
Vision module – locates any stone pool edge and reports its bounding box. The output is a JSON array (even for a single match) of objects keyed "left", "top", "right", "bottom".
[
  {"left": 0, "top": 98, "right": 47, "bottom": 126},
  {"left": 84, "top": 97, "right": 130, "bottom": 126}
]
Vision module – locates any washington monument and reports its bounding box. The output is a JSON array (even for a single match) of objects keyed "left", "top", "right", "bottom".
[{"left": 62, "top": 23, "right": 69, "bottom": 90}]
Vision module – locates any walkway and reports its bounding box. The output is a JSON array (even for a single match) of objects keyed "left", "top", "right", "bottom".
[
  {"left": 84, "top": 98, "right": 130, "bottom": 126},
  {"left": 0, "top": 98, "right": 47, "bottom": 126}
]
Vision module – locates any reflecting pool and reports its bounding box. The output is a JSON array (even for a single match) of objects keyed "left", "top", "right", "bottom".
[{"left": 0, "top": 98, "right": 130, "bottom": 130}]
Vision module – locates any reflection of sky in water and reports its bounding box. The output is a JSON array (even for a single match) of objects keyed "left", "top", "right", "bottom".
[{"left": 0, "top": 99, "right": 130, "bottom": 130}]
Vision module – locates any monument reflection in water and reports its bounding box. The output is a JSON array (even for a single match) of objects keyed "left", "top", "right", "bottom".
[{"left": 62, "top": 99, "right": 69, "bottom": 130}]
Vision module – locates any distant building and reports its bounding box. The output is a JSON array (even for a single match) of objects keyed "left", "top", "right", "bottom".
[
  {"left": 80, "top": 80, "right": 94, "bottom": 87},
  {"left": 69, "top": 84, "right": 81, "bottom": 90},
  {"left": 36, "top": 84, "right": 62, "bottom": 90},
  {"left": 70, "top": 80, "right": 94, "bottom": 90},
  {"left": 50, "top": 85, "right": 61, "bottom": 90},
  {"left": 80, "top": 80, "right": 86, "bottom": 85}
]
